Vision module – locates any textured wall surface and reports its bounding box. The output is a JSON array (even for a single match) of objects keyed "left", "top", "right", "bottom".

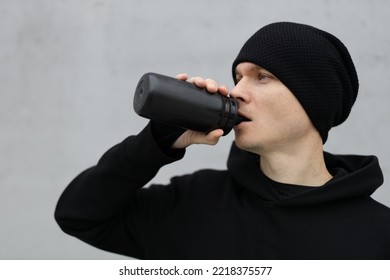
[{"left": 1, "top": 0, "right": 389, "bottom": 259}]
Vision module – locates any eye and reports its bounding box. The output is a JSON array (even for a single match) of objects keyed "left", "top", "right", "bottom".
[{"left": 258, "top": 73, "right": 270, "bottom": 81}]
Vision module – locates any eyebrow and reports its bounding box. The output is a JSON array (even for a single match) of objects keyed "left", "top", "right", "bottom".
[{"left": 235, "top": 64, "right": 266, "bottom": 76}]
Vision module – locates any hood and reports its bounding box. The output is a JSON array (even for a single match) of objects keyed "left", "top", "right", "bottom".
[{"left": 227, "top": 142, "right": 384, "bottom": 207}]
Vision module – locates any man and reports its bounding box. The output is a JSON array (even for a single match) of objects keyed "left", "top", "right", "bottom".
[{"left": 55, "top": 22, "right": 390, "bottom": 259}]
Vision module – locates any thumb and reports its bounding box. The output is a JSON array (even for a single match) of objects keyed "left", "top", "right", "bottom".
[
  {"left": 202, "top": 129, "right": 224, "bottom": 145},
  {"left": 172, "top": 129, "right": 224, "bottom": 149}
]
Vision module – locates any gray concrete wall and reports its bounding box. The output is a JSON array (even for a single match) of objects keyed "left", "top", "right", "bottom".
[{"left": 1, "top": 0, "right": 389, "bottom": 259}]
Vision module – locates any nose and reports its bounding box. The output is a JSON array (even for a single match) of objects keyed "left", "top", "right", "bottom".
[{"left": 229, "top": 81, "right": 248, "bottom": 103}]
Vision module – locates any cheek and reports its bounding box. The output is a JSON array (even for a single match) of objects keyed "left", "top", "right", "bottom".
[
  {"left": 254, "top": 92, "right": 311, "bottom": 134},
  {"left": 253, "top": 94, "right": 291, "bottom": 123},
  {"left": 266, "top": 88, "right": 305, "bottom": 121},
  {"left": 277, "top": 100, "right": 314, "bottom": 138}
]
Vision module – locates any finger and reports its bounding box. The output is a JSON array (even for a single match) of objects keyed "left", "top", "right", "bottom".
[
  {"left": 175, "top": 73, "right": 188, "bottom": 81},
  {"left": 204, "top": 129, "right": 224, "bottom": 145},
  {"left": 172, "top": 128, "right": 224, "bottom": 149},
  {"left": 189, "top": 76, "right": 206, "bottom": 88},
  {"left": 204, "top": 78, "right": 218, "bottom": 93},
  {"left": 218, "top": 84, "right": 230, "bottom": 96}
]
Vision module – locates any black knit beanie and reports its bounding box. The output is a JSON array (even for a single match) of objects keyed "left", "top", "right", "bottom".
[{"left": 232, "top": 22, "right": 359, "bottom": 143}]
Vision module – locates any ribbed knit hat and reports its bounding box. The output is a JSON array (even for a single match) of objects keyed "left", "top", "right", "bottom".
[{"left": 232, "top": 22, "right": 359, "bottom": 143}]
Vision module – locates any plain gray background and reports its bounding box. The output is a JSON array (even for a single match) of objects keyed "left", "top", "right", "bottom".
[{"left": 1, "top": 0, "right": 389, "bottom": 259}]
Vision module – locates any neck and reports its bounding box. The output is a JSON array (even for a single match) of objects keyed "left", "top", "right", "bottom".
[{"left": 258, "top": 135, "right": 333, "bottom": 187}]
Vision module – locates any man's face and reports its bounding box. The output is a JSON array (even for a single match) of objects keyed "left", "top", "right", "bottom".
[{"left": 231, "top": 62, "right": 316, "bottom": 154}]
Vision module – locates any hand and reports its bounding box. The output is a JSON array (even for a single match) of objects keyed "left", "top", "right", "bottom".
[
  {"left": 171, "top": 73, "right": 230, "bottom": 149},
  {"left": 175, "top": 73, "right": 230, "bottom": 96}
]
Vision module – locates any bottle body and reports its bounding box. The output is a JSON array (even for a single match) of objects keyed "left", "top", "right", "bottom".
[{"left": 133, "top": 72, "right": 241, "bottom": 135}]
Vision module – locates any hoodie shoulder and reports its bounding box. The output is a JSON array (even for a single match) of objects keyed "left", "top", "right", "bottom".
[{"left": 368, "top": 197, "right": 390, "bottom": 216}]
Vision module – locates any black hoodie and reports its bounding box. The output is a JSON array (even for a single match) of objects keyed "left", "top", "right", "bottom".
[{"left": 55, "top": 123, "right": 390, "bottom": 259}]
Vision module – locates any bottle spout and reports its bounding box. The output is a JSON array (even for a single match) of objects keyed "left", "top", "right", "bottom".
[{"left": 234, "top": 114, "right": 250, "bottom": 125}]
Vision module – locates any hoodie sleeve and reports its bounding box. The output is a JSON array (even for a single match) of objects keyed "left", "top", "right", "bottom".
[{"left": 54, "top": 122, "right": 185, "bottom": 258}]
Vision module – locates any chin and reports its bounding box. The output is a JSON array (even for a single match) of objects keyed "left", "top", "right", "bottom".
[
  {"left": 234, "top": 135, "right": 259, "bottom": 154},
  {"left": 234, "top": 129, "right": 270, "bottom": 155}
]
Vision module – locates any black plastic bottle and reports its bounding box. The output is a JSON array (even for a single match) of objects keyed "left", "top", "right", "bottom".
[{"left": 133, "top": 72, "right": 245, "bottom": 135}]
